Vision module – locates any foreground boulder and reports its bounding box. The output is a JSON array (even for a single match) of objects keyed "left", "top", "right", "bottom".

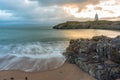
[{"left": 64, "top": 35, "right": 120, "bottom": 80}]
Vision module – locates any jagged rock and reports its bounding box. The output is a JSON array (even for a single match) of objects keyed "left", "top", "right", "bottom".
[
  {"left": 64, "top": 35, "right": 120, "bottom": 80},
  {"left": 111, "top": 36, "right": 120, "bottom": 64},
  {"left": 92, "top": 35, "right": 112, "bottom": 42}
]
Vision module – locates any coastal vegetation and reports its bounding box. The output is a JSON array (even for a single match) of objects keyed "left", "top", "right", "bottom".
[{"left": 53, "top": 21, "right": 120, "bottom": 30}]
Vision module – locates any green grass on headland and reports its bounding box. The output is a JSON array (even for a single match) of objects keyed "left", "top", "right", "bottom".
[{"left": 53, "top": 20, "right": 120, "bottom": 30}]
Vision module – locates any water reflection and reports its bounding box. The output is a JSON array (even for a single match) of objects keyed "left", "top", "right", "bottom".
[
  {"left": 61, "top": 29, "right": 120, "bottom": 39},
  {"left": 0, "top": 29, "right": 120, "bottom": 44}
]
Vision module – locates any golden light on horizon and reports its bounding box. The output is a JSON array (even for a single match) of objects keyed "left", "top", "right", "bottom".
[{"left": 62, "top": 0, "right": 120, "bottom": 20}]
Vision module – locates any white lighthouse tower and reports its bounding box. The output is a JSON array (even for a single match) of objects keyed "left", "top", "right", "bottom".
[{"left": 94, "top": 13, "right": 99, "bottom": 21}]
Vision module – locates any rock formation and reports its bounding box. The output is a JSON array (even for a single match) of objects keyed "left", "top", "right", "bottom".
[
  {"left": 53, "top": 21, "right": 120, "bottom": 30},
  {"left": 64, "top": 35, "right": 120, "bottom": 80}
]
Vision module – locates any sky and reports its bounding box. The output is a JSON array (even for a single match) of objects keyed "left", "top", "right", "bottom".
[{"left": 0, "top": 0, "right": 120, "bottom": 26}]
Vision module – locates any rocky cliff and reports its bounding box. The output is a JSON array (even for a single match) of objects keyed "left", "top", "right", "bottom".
[
  {"left": 64, "top": 35, "right": 120, "bottom": 80},
  {"left": 53, "top": 21, "right": 120, "bottom": 30}
]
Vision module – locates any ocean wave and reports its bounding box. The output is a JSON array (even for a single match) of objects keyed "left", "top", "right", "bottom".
[{"left": 0, "top": 42, "right": 68, "bottom": 72}]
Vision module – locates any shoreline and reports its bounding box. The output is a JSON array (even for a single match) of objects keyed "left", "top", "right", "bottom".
[
  {"left": 53, "top": 21, "right": 120, "bottom": 30},
  {"left": 64, "top": 35, "right": 120, "bottom": 80},
  {"left": 0, "top": 62, "right": 95, "bottom": 80}
]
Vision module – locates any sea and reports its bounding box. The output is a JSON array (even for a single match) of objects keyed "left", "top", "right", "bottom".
[{"left": 0, "top": 26, "right": 120, "bottom": 72}]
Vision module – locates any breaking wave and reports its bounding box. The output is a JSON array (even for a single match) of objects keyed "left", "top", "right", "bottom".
[{"left": 0, "top": 42, "right": 68, "bottom": 72}]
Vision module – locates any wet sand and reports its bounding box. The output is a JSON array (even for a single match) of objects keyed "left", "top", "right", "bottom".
[{"left": 0, "top": 63, "right": 95, "bottom": 80}]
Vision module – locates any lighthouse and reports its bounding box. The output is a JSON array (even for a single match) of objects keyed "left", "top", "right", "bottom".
[{"left": 94, "top": 13, "right": 99, "bottom": 21}]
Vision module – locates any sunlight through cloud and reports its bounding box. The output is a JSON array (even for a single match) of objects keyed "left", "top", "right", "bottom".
[{"left": 62, "top": 0, "right": 120, "bottom": 20}]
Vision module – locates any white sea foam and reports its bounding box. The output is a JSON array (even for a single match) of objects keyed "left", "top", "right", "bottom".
[{"left": 0, "top": 42, "right": 68, "bottom": 72}]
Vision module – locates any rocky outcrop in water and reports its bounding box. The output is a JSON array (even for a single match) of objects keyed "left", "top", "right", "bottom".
[
  {"left": 53, "top": 21, "right": 120, "bottom": 30},
  {"left": 64, "top": 35, "right": 120, "bottom": 80}
]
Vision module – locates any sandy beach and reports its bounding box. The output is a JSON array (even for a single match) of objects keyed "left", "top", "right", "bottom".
[{"left": 0, "top": 63, "right": 95, "bottom": 80}]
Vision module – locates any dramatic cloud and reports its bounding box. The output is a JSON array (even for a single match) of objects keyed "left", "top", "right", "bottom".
[
  {"left": 94, "top": 7, "right": 102, "bottom": 10},
  {"left": 0, "top": 0, "right": 77, "bottom": 25},
  {"left": 30, "top": 0, "right": 100, "bottom": 12},
  {"left": 0, "top": 0, "right": 120, "bottom": 26},
  {"left": 63, "top": 0, "right": 120, "bottom": 20},
  {"left": 0, "top": 10, "right": 13, "bottom": 20}
]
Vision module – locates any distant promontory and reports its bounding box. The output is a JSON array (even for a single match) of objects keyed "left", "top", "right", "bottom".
[{"left": 53, "top": 21, "right": 120, "bottom": 30}]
